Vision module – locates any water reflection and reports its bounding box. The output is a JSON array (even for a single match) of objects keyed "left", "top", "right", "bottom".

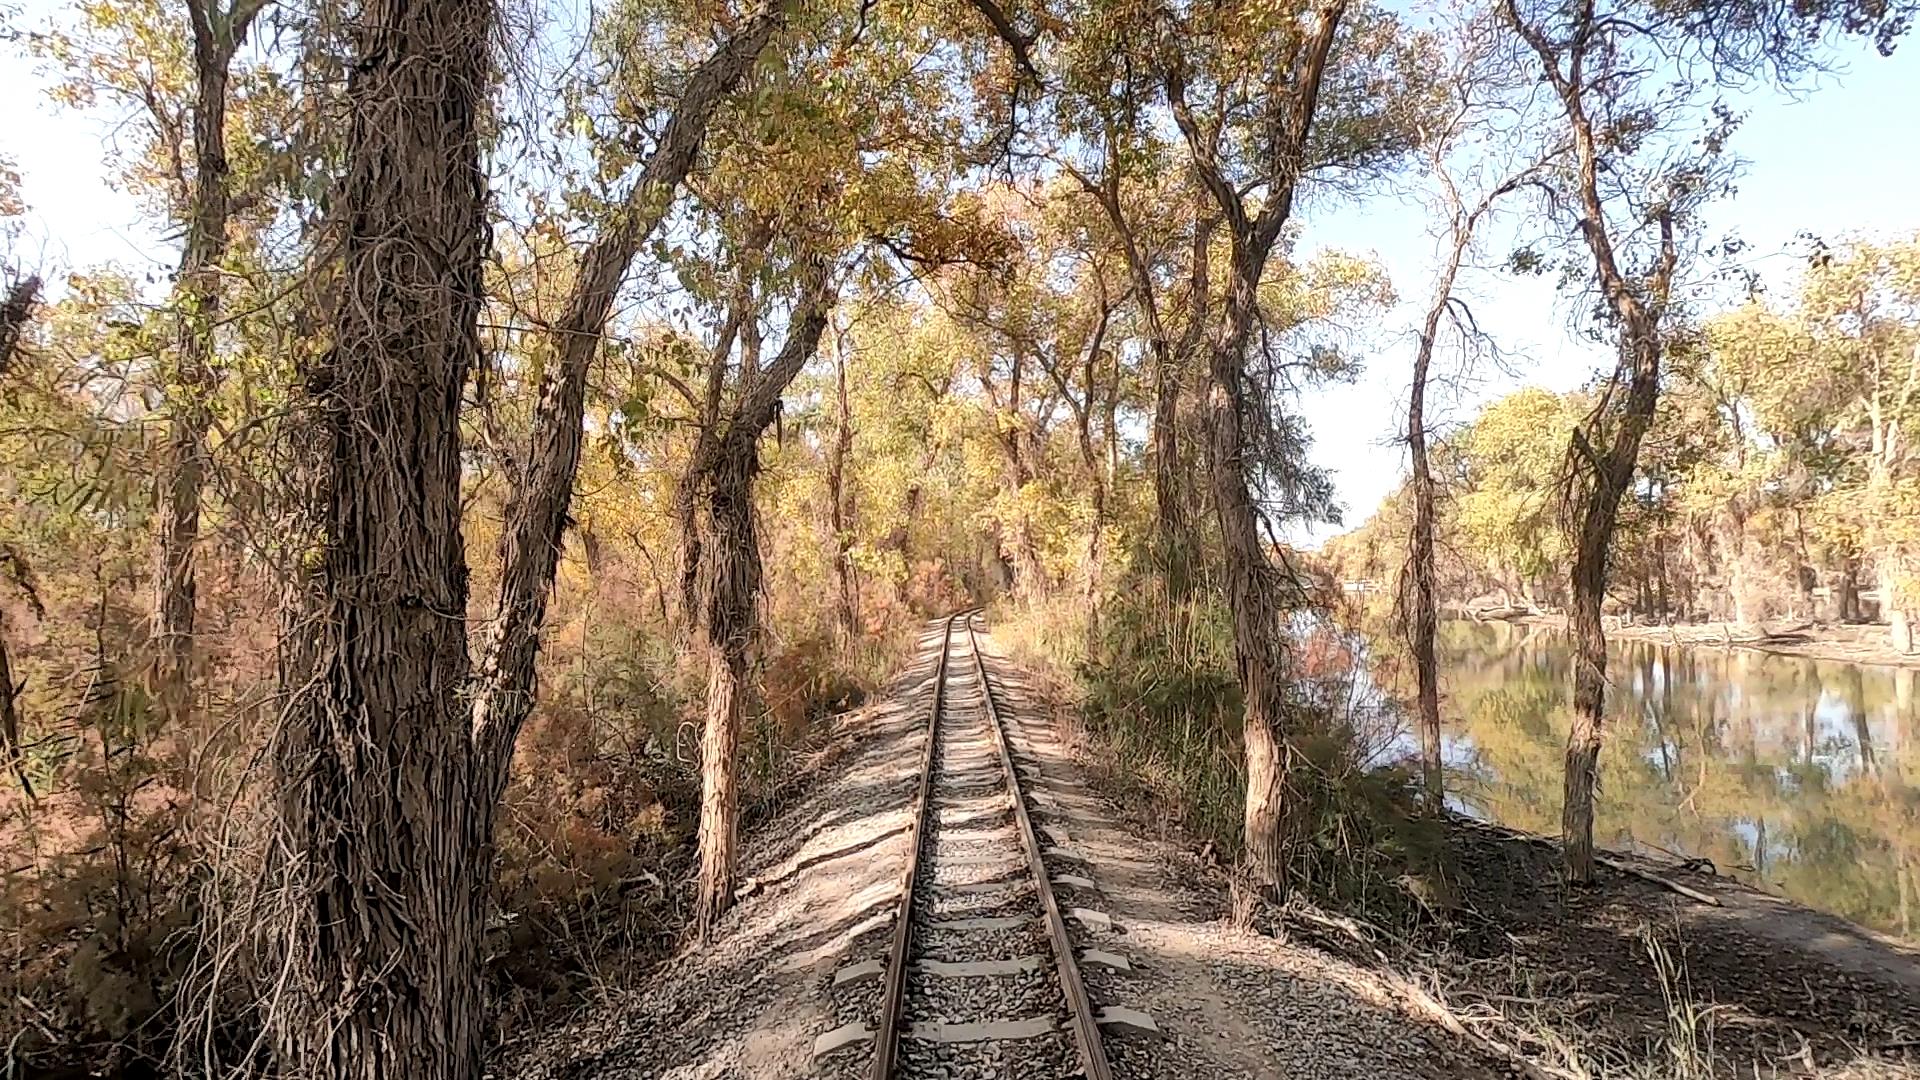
[{"left": 1439, "top": 620, "right": 1919, "bottom": 940}]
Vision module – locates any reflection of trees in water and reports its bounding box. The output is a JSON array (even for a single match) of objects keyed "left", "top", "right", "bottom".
[{"left": 1437, "top": 620, "right": 1918, "bottom": 938}]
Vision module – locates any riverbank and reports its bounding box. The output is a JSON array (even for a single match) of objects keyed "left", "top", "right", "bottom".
[
  {"left": 1004, "top": 630, "right": 1920, "bottom": 1077},
  {"left": 1445, "top": 816, "right": 1918, "bottom": 1072},
  {"left": 1491, "top": 612, "right": 1920, "bottom": 668}
]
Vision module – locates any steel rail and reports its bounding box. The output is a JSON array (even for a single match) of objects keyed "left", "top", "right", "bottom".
[
  {"left": 962, "top": 613, "right": 1115, "bottom": 1080},
  {"left": 869, "top": 611, "right": 964, "bottom": 1080}
]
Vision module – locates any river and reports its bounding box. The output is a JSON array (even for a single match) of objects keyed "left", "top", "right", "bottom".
[{"left": 1436, "top": 619, "right": 1918, "bottom": 940}]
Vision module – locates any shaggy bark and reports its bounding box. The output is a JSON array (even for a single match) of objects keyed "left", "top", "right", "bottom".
[
  {"left": 677, "top": 303, "right": 747, "bottom": 633},
  {"left": 152, "top": 0, "right": 271, "bottom": 714},
  {"left": 1165, "top": 0, "right": 1344, "bottom": 892},
  {"left": 471, "top": 9, "right": 787, "bottom": 805},
  {"left": 691, "top": 273, "right": 833, "bottom": 936},
  {"left": 0, "top": 275, "right": 38, "bottom": 381},
  {"left": 270, "top": 0, "right": 495, "bottom": 1072},
  {"left": 0, "top": 545, "right": 39, "bottom": 797},
  {"left": 827, "top": 320, "right": 859, "bottom": 642},
  {"left": 1406, "top": 324, "right": 1445, "bottom": 806}
]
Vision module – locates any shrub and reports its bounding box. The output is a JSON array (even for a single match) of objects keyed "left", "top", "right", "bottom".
[{"left": 1003, "top": 576, "right": 1448, "bottom": 929}]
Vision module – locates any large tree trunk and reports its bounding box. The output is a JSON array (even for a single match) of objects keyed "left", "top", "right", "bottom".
[
  {"left": 470, "top": 12, "right": 785, "bottom": 802},
  {"left": 1165, "top": 0, "right": 1345, "bottom": 895},
  {"left": 689, "top": 277, "right": 832, "bottom": 933},
  {"left": 270, "top": 0, "right": 494, "bottom": 1072},
  {"left": 1208, "top": 243, "right": 1299, "bottom": 891},
  {"left": 694, "top": 450, "right": 758, "bottom": 938},
  {"left": 152, "top": 2, "right": 267, "bottom": 715}
]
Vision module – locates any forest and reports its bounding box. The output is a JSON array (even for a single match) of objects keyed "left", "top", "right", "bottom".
[
  {"left": 1325, "top": 234, "right": 1920, "bottom": 645},
  {"left": 0, "top": 0, "right": 1915, "bottom": 1074}
]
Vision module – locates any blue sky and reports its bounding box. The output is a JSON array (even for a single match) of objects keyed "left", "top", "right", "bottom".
[{"left": 4, "top": 5, "right": 1917, "bottom": 548}]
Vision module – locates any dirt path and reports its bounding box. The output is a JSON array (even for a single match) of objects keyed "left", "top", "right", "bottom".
[
  {"left": 1675, "top": 865, "right": 1920, "bottom": 993},
  {"left": 502, "top": 622, "right": 946, "bottom": 1079}
]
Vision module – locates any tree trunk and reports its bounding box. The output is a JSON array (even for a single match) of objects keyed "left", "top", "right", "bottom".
[
  {"left": 694, "top": 452, "right": 757, "bottom": 938},
  {"left": 1080, "top": 160, "right": 1211, "bottom": 609},
  {"left": 1562, "top": 512, "right": 1611, "bottom": 885},
  {"left": 828, "top": 322, "right": 858, "bottom": 643},
  {"left": 1404, "top": 186, "right": 1504, "bottom": 809},
  {"left": 688, "top": 275, "right": 832, "bottom": 933},
  {"left": 984, "top": 348, "right": 1046, "bottom": 603},
  {"left": 1561, "top": 338, "right": 1659, "bottom": 885},
  {"left": 1407, "top": 342, "right": 1444, "bottom": 807},
  {"left": 1165, "top": 0, "right": 1345, "bottom": 895},
  {"left": 0, "top": 606, "right": 27, "bottom": 796},
  {"left": 1836, "top": 554, "right": 1860, "bottom": 622},
  {"left": 270, "top": 0, "right": 494, "bottom": 1071},
  {"left": 153, "top": 3, "right": 266, "bottom": 716},
  {"left": 1882, "top": 559, "right": 1915, "bottom": 655},
  {"left": 1151, "top": 339, "right": 1188, "bottom": 590},
  {"left": 469, "top": 12, "right": 784, "bottom": 803},
  {"left": 1502, "top": 5, "right": 1676, "bottom": 885},
  {"left": 0, "top": 275, "right": 39, "bottom": 382},
  {"left": 1209, "top": 242, "right": 1300, "bottom": 892}
]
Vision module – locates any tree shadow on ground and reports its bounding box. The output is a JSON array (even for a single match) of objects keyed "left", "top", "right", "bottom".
[{"left": 1443, "top": 824, "right": 1920, "bottom": 1077}]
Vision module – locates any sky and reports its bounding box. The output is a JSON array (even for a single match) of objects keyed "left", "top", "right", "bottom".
[
  {"left": 4, "top": 4, "right": 1918, "bottom": 548},
  {"left": 1286, "top": 39, "right": 1920, "bottom": 546}
]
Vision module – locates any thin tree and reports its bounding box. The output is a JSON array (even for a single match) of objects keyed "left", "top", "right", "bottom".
[
  {"left": 1060, "top": 129, "right": 1216, "bottom": 605},
  {"left": 470, "top": 8, "right": 788, "bottom": 809},
  {"left": 1401, "top": 8, "right": 1551, "bottom": 807},
  {"left": 1034, "top": 259, "right": 1125, "bottom": 625},
  {"left": 1500, "top": 0, "right": 1912, "bottom": 882},
  {"left": 827, "top": 316, "right": 860, "bottom": 644},
  {"left": 151, "top": 0, "right": 274, "bottom": 715}
]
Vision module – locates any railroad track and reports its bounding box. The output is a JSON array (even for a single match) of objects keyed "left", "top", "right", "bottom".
[{"left": 817, "top": 612, "right": 1152, "bottom": 1079}]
